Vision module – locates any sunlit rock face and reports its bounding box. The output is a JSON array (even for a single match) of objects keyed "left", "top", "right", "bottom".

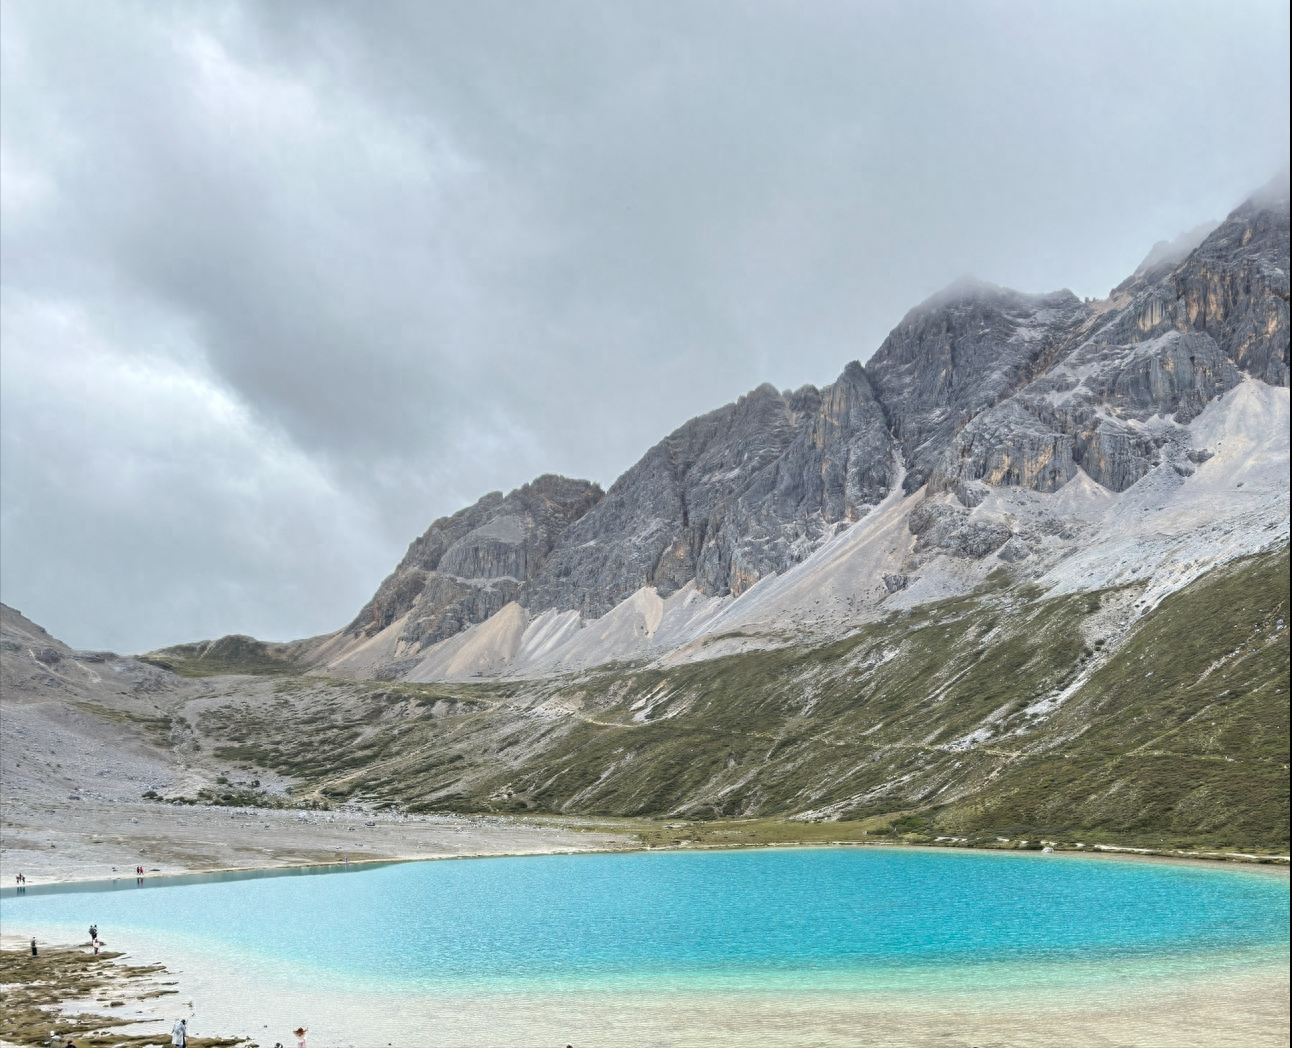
[{"left": 1169, "top": 188, "right": 1290, "bottom": 387}]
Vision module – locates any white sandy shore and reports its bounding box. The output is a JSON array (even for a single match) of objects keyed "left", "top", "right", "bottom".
[
  {"left": 4, "top": 926, "right": 1288, "bottom": 1048},
  {"left": 5, "top": 792, "right": 1287, "bottom": 892},
  {"left": 0, "top": 796, "right": 631, "bottom": 888}
]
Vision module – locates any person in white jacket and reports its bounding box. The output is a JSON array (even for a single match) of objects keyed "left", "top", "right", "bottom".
[{"left": 171, "top": 1018, "right": 187, "bottom": 1046}]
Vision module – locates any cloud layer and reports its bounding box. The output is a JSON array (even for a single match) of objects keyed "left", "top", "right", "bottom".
[{"left": 2, "top": 0, "right": 1288, "bottom": 651}]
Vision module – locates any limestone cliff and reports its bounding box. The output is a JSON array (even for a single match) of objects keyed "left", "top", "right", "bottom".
[
  {"left": 523, "top": 361, "right": 897, "bottom": 616},
  {"left": 346, "top": 474, "right": 602, "bottom": 649},
  {"left": 928, "top": 172, "right": 1289, "bottom": 506},
  {"left": 338, "top": 173, "right": 1288, "bottom": 650},
  {"left": 865, "top": 281, "right": 1089, "bottom": 493}
]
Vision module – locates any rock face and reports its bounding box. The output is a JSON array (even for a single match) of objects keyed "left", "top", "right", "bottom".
[
  {"left": 865, "top": 281, "right": 1090, "bottom": 493},
  {"left": 342, "top": 174, "right": 1289, "bottom": 646},
  {"left": 928, "top": 171, "right": 1289, "bottom": 503},
  {"left": 1168, "top": 181, "right": 1290, "bottom": 387},
  {"left": 906, "top": 498, "right": 1011, "bottom": 561},
  {"left": 523, "top": 362, "right": 897, "bottom": 616},
  {"left": 347, "top": 474, "right": 603, "bottom": 647}
]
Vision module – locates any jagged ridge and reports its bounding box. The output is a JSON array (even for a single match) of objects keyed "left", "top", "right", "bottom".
[{"left": 325, "top": 173, "right": 1287, "bottom": 665}]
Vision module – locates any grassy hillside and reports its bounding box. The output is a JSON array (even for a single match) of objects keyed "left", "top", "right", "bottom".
[
  {"left": 191, "top": 548, "right": 1288, "bottom": 852},
  {"left": 140, "top": 634, "right": 304, "bottom": 677}
]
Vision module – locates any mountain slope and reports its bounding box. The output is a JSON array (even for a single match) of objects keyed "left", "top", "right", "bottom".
[
  {"left": 169, "top": 545, "right": 1286, "bottom": 851},
  {"left": 7, "top": 175, "right": 1289, "bottom": 858},
  {"left": 330, "top": 474, "right": 603, "bottom": 666},
  {"left": 282, "top": 172, "right": 1286, "bottom": 684}
]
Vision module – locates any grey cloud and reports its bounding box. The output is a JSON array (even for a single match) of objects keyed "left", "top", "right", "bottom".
[{"left": 1, "top": 0, "right": 1288, "bottom": 650}]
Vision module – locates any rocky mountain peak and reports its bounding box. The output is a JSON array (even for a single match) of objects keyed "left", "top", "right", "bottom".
[
  {"left": 1129, "top": 222, "right": 1222, "bottom": 285},
  {"left": 928, "top": 182, "right": 1288, "bottom": 505},
  {"left": 865, "top": 278, "right": 1088, "bottom": 492},
  {"left": 329, "top": 172, "right": 1289, "bottom": 667},
  {"left": 1235, "top": 166, "right": 1290, "bottom": 215},
  {"left": 519, "top": 365, "right": 898, "bottom": 616}
]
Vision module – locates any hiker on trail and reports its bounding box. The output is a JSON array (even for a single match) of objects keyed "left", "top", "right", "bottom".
[
  {"left": 30, "top": 937, "right": 37, "bottom": 956},
  {"left": 171, "top": 1017, "right": 187, "bottom": 1046}
]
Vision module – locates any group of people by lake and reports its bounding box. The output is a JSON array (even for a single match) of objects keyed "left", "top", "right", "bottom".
[{"left": 16, "top": 876, "right": 311, "bottom": 1048}]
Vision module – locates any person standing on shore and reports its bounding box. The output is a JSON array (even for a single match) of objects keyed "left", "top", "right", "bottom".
[
  {"left": 171, "top": 1017, "right": 187, "bottom": 1046},
  {"left": 293, "top": 1026, "right": 308, "bottom": 1048},
  {"left": 30, "top": 937, "right": 37, "bottom": 956}
]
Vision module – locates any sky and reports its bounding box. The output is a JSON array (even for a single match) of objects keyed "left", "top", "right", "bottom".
[{"left": 2, "top": 0, "right": 1289, "bottom": 653}]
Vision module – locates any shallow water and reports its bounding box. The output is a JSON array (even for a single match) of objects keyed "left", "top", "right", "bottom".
[{"left": 4, "top": 847, "right": 1288, "bottom": 1046}]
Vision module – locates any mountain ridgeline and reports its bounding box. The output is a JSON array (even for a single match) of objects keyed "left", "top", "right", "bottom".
[
  {"left": 341, "top": 174, "right": 1289, "bottom": 663},
  {"left": 14, "top": 174, "right": 1289, "bottom": 854}
]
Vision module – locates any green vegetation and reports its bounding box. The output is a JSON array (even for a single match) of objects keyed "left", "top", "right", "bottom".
[
  {"left": 946, "top": 546, "right": 1290, "bottom": 849},
  {"left": 140, "top": 634, "right": 301, "bottom": 677},
  {"left": 178, "top": 548, "right": 1289, "bottom": 854}
]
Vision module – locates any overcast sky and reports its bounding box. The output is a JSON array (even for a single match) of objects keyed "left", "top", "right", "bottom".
[{"left": 2, "top": 0, "right": 1288, "bottom": 653}]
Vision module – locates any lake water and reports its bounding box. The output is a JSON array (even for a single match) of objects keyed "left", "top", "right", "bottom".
[{"left": 3, "top": 847, "right": 1288, "bottom": 1046}]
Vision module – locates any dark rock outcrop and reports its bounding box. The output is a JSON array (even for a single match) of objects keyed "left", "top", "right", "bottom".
[
  {"left": 907, "top": 496, "right": 1011, "bottom": 561},
  {"left": 346, "top": 474, "right": 603, "bottom": 646},
  {"left": 524, "top": 363, "right": 897, "bottom": 616}
]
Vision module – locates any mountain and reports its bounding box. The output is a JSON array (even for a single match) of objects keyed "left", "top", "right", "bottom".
[
  {"left": 328, "top": 474, "right": 604, "bottom": 675},
  {"left": 286, "top": 171, "right": 1287, "bottom": 683},
  {"left": 10, "top": 541, "right": 1285, "bottom": 851},
  {"left": 8, "top": 174, "right": 1284, "bottom": 856}
]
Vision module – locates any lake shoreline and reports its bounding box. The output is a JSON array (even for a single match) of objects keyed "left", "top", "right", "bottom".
[
  {"left": 5, "top": 932, "right": 1288, "bottom": 1048},
  {"left": 4, "top": 823, "right": 1287, "bottom": 897},
  {"left": 5, "top": 845, "right": 1289, "bottom": 1048}
]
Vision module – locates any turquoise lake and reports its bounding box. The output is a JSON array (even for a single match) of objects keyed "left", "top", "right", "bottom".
[{"left": 3, "top": 847, "right": 1287, "bottom": 996}]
